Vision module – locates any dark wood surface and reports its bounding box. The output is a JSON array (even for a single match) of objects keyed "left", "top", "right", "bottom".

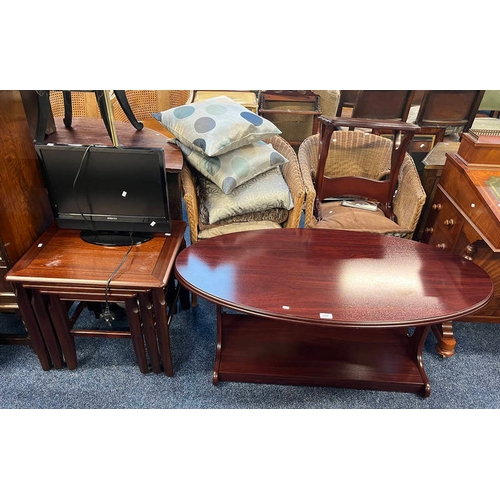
[
  {"left": 8, "top": 220, "right": 186, "bottom": 290},
  {"left": 0, "top": 90, "right": 55, "bottom": 344},
  {"left": 175, "top": 229, "right": 492, "bottom": 328},
  {"left": 175, "top": 228, "right": 493, "bottom": 395},
  {"left": 421, "top": 133, "right": 500, "bottom": 355},
  {"left": 43, "top": 117, "right": 184, "bottom": 220},
  {"left": 6, "top": 220, "right": 187, "bottom": 374}
]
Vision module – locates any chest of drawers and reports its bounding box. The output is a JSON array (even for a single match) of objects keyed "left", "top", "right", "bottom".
[{"left": 421, "top": 133, "right": 500, "bottom": 327}]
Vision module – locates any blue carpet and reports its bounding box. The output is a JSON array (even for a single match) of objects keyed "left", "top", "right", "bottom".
[{"left": 1, "top": 298, "right": 499, "bottom": 409}]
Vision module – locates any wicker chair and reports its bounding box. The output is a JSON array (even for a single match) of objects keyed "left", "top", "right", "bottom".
[
  {"left": 181, "top": 134, "right": 305, "bottom": 245},
  {"left": 298, "top": 117, "right": 426, "bottom": 239}
]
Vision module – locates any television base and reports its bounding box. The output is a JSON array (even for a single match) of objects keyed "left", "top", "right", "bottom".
[{"left": 80, "top": 230, "right": 153, "bottom": 247}]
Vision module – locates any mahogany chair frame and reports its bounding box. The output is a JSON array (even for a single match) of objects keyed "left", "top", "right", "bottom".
[
  {"left": 314, "top": 116, "right": 420, "bottom": 221},
  {"left": 414, "top": 90, "right": 486, "bottom": 142}
]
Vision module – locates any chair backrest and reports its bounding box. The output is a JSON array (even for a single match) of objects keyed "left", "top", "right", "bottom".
[
  {"left": 336, "top": 90, "right": 360, "bottom": 116},
  {"left": 315, "top": 116, "right": 419, "bottom": 220},
  {"left": 415, "top": 90, "right": 485, "bottom": 132},
  {"left": 351, "top": 90, "right": 415, "bottom": 121}
]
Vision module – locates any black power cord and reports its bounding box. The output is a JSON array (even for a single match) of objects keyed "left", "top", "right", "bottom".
[{"left": 99, "top": 233, "right": 134, "bottom": 326}]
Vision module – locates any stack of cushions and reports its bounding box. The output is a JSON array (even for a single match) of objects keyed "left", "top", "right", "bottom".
[{"left": 153, "top": 96, "right": 294, "bottom": 236}]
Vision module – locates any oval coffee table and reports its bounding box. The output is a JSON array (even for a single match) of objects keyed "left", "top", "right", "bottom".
[{"left": 175, "top": 229, "right": 493, "bottom": 397}]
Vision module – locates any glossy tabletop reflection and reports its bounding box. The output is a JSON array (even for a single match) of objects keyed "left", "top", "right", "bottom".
[{"left": 175, "top": 228, "right": 493, "bottom": 328}]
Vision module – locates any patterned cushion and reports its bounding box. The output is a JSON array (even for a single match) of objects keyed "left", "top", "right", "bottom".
[
  {"left": 153, "top": 96, "right": 281, "bottom": 157},
  {"left": 199, "top": 221, "right": 282, "bottom": 239},
  {"left": 199, "top": 207, "right": 289, "bottom": 229},
  {"left": 315, "top": 201, "right": 412, "bottom": 237},
  {"left": 176, "top": 139, "right": 288, "bottom": 194},
  {"left": 198, "top": 167, "right": 294, "bottom": 225}
]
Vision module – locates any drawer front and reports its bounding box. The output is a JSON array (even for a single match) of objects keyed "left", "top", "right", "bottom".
[
  {"left": 421, "top": 188, "right": 464, "bottom": 248},
  {"left": 410, "top": 137, "right": 434, "bottom": 153},
  {"left": 440, "top": 157, "right": 500, "bottom": 249}
]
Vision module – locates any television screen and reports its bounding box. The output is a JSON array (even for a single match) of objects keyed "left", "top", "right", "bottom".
[{"left": 35, "top": 143, "right": 171, "bottom": 246}]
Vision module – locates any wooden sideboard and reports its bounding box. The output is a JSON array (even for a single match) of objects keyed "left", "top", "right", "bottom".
[
  {"left": 421, "top": 132, "right": 500, "bottom": 356},
  {"left": 0, "top": 90, "right": 55, "bottom": 342}
]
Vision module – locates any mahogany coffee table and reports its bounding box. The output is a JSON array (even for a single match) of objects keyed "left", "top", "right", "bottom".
[{"left": 174, "top": 228, "right": 493, "bottom": 397}]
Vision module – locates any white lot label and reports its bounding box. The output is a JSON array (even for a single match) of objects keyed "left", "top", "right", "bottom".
[{"left": 320, "top": 313, "right": 333, "bottom": 319}]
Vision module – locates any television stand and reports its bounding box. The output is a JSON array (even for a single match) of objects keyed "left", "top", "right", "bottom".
[{"left": 80, "top": 230, "right": 154, "bottom": 246}]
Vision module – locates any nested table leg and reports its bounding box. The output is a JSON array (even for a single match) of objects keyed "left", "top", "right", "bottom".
[
  {"left": 152, "top": 288, "right": 173, "bottom": 376},
  {"left": 13, "top": 285, "right": 51, "bottom": 371},
  {"left": 138, "top": 292, "right": 162, "bottom": 374},
  {"left": 124, "top": 297, "right": 149, "bottom": 374},
  {"left": 48, "top": 294, "right": 78, "bottom": 370},
  {"left": 31, "top": 291, "right": 64, "bottom": 369}
]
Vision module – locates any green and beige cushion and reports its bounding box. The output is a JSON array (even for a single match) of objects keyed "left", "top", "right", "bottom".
[{"left": 197, "top": 167, "right": 294, "bottom": 225}]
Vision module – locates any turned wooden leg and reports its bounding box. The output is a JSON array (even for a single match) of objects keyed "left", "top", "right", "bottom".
[{"left": 432, "top": 321, "right": 456, "bottom": 357}]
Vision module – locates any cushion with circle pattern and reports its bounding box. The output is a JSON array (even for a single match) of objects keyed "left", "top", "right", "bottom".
[
  {"left": 176, "top": 139, "right": 288, "bottom": 194},
  {"left": 153, "top": 95, "right": 281, "bottom": 157}
]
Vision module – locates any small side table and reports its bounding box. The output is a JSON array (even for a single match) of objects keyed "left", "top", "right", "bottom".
[{"left": 6, "top": 220, "right": 188, "bottom": 375}]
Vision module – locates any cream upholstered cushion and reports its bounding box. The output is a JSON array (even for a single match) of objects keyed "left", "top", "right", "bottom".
[
  {"left": 153, "top": 96, "right": 281, "bottom": 157},
  {"left": 199, "top": 220, "right": 282, "bottom": 239},
  {"left": 175, "top": 139, "right": 287, "bottom": 194},
  {"left": 198, "top": 167, "right": 294, "bottom": 225},
  {"left": 314, "top": 201, "right": 412, "bottom": 237}
]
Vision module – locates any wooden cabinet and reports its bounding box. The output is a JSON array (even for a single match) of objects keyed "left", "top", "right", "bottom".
[
  {"left": 0, "top": 90, "right": 54, "bottom": 341},
  {"left": 421, "top": 132, "right": 500, "bottom": 355}
]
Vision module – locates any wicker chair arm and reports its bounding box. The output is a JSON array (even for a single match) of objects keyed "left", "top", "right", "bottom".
[
  {"left": 265, "top": 135, "right": 305, "bottom": 228},
  {"left": 297, "top": 135, "right": 319, "bottom": 228},
  {"left": 180, "top": 162, "right": 200, "bottom": 243},
  {"left": 393, "top": 154, "right": 427, "bottom": 238}
]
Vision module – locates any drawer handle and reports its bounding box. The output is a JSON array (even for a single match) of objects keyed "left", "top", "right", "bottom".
[
  {"left": 420, "top": 143, "right": 425, "bottom": 148},
  {"left": 432, "top": 203, "right": 442, "bottom": 211},
  {"left": 424, "top": 227, "right": 434, "bottom": 234},
  {"left": 444, "top": 218, "right": 455, "bottom": 227},
  {"left": 436, "top": 243, "right": 447, "bottom": 250}
]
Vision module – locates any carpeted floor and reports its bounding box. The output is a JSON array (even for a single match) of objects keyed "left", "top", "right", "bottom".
[{"left": 1, "top": 296, "right": 499, "bottom": 409}]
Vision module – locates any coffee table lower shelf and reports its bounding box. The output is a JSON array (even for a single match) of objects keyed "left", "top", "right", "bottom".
[{"left": 214, "top": 313, "right": 431, "bottom": 396}]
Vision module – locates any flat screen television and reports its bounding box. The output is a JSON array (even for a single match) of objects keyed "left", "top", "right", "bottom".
[{"left": 35, "top": 143, "right": 171, "bottom": 246}]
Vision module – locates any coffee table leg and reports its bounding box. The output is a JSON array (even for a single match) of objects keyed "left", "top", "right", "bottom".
[
  {"left": 125, "top": 297, "right": 149, "bottom": 374},
  {"left": 13, "top": 285, "right": 52, "bottom": 371},
  {"left": 213, "top": 305, "right": 223, "bottom": 385},
  {"left": 48, "top": 294, "right": 78, "bottom": 370},
  {"left": 410, "top": 324, "right": 431, "bottom": 397}
]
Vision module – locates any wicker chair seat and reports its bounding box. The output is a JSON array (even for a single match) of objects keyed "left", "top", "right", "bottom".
[
  {"left": 298, "top": 130, "right": 426, "bottom": 239},
  {"left": 181, "top": 134, "right": 305, "bottom": 245}
]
